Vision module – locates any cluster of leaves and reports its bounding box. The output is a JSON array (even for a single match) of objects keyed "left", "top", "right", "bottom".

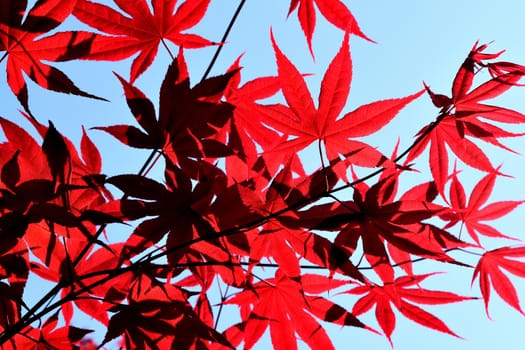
[{"left": 1, "top": 0, "right": 525, "bottom": 349}]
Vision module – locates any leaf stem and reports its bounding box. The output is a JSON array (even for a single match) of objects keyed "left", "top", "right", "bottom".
[
  {"left": 318, "top": 139, "right": 330, "bottom": 191},
  {"left": 160, "top": 39, "right": 175, "bottom": 61},
  {"left": 141, "top": 150, "right": 163, "bottom": 176},
  {"left": 77, "top": 251, "right": 474, "bottom": 277},
  {"left": 0, "top": 51, "right": 7, "bottom": 65}
]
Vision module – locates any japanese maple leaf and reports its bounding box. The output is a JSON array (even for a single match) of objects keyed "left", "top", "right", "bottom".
[
  {"left": 102, "top": 282, "right": 231, "bottom": 349},
  {"left": 209, "top": 173, "right": 349, "bottom": 279},
  {"left": 440, "top": 169, "right": 524, "bottom": 246},
  {"left": 224, "top": 270, "right": 369, "bottom": 350},
  {"left": 250, "top": 163, "right": 363, "bottom": 280},
  {"left": 12, "top": 312, "right": 93, "bottom": 350},
  {"left": 265, "top": 32, "right": 423, "bottom": 177},
  {"left": 95, "top": 51, "right": 234, "bottom": 165},
  {"left": 407, "top": 42, "right": 525, "bottom": 192},
  {"left": 346, "top": 273, "right": 474, "bottom": 345},
  {"left": 472, "top": 245, "right": 525, "bottom": 317},
  {"left": 287, "top": 0, "right": 372, "bottom": 56},
  {"left": 0, "top": 117, "right": 49, "bottom": 184},
  {"left": 296, "top": 174, "right": 451, "bottom": 282},
  {"left": 0, "top": 115, "right": 109, "bottom": 212},
  {"left": 28, "top": 112, "right": 107, "bottom": 180},
  {"left": 73, "top": 0, "right": 214, "bottom": 82},
  {"left": 224, "top": 55, "right": 282, "bottom": 147},
  {"left": 0, "top": 0, "right": 102, "bottom": 111},
  {"left": 102, "top": 159, "right": 243, "bottom": 269},
  {"left": 207, "top": 160, "right": 299, "bottom": 265},
  {"left": 367, "top": 144, "right": 471, "bottom": 276},
  {"left": 222, "top": 55, "right": 285, "bottom": 174},
  {"left": 27, "top": 226, "right": 118, "bottom": 326},
  {"left": 0, "top": 117, "right": 111, "bottom": 260}
]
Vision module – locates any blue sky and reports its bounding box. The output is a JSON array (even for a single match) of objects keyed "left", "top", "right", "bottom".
[{"left": 3, "top": 0, "right": 525, "bottom": 349}]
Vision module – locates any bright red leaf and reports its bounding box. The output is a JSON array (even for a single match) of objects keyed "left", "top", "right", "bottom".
[
  {"left": 11, "top": 312, "right": 93, "bottom": 350},
  {"left": 73, "top": 0, "right": 214, "bottom": 82},
  {"left": 441, "top": 169, "right": 524, "bottom": 246},
  {"left": 347, "top": 273, "right": 475, "bottom": 345},
  {"left": 0, "top": 0, "right": 102, "bottom": 111},
  {"left": 102, "top": 279, "right": 231, "bottom": 349},
  {"left": 472, "top": 245, "right": 525, "bottom": 318},
  {"left": 265, "top": 32, "right": 423, "bottom": 177},
  {"left": 225, "top": 270, "right": 369, "bottom": 350},
  {"left": 287, "top": 0, "right": 372, "bottom": 56}
]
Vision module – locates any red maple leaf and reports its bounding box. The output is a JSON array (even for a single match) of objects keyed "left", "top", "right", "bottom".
[
  {"left": 27, "top": 229, "right": 121, "bottom": 326},
  {"left": 224, "top": 55, "right": 282, "bottom": 150},
  {"left": 0, "top": 116, "right": 111, "bottom": 263},
  {"left": 225, "top": 270, "right": 370, "bottom": 350},
  {"left": 0, "top": 0, "right": 102, "bottom": 111},
  {"left": 95, "top": 51, "right": 234, "bottom": 165},
  {"left": 261, "top": 164, "right": 363, "bottom": 280},
  {"left": 346, "top": 273, "right": 475, "bottom": 345},
  {"left": 296, "top": 173, "right": 455, "bottom": 282},
  {"left": 102, "top": 159, "right": 245, "bottom": 272},
  {"left": 0, "top": 115, "right": 110, "bottom": 212},
  {"left": 12, "top": 312, "right": 93, "bottom": 350},
  {"left": 287, "top": 0, "right": 372, "bottom": 56},
  {"left": 264, "top": 32, "right": 422, "bottom": 178},
  {"left": 0, "top": 114, "right": 123, "bottom": 328},
  {"left": 73, "top": 0, "right": 214, "bottom": 82},
  {"left": 101, "top": 278, "right": 230, "bottom": 349},
  {"left": 472, "top": 245, "right": 525, "bottom": 317},
  {"left": 222, "top": 55, "right": 286, "bottom": 177},
  {"left": 440, "top": 169, "right": 524, "bottom": 246}
]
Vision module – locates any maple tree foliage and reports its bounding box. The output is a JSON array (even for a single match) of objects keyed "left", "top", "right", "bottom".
[{"left": 1, "top": 0, "right": 525, "bottom": 349}]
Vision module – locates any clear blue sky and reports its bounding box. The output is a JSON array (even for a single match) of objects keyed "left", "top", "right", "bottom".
[{"left": 2, "top": 1, "right": 525, "bottom": 349}]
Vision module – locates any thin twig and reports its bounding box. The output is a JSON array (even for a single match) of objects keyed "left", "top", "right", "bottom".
[
  {"left": 214, "top": 283, "right": 230, "bottom": 330},
  {"left": 161, "top": 39, "right": 176, "bottom": 61},
  {"left": 201, "top": 0, "right": 246, "bottom": 81}
]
